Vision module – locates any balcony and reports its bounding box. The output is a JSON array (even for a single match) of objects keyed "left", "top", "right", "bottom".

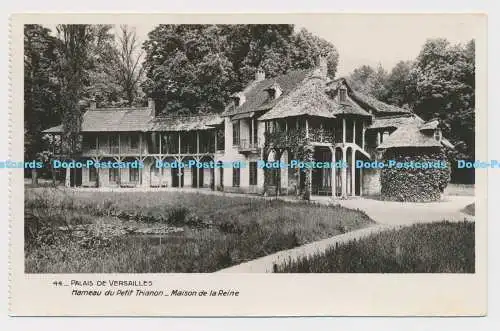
[
  {"left": 308, "top": 128, "right": 335, "bottom": 144},
  {"left": 82, "top": 145, "right": 141, "bottom": 156},
  {"left": 237, "top": 139, "right": 260, "bottom": 154}
]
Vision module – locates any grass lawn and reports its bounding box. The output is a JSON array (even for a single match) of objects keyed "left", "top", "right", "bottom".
[
  {"left": 275, "top": 221, "right": 475, "bottom": 273},
  {"left": 25, "top": 188, "right": 374, "bottom": 273}
]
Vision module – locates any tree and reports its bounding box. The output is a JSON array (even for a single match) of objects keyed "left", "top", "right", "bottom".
[
  {"left": 290, "top": 28, "right": 338, "bottom": 78},
  {"left": 24, "top": 25, "right": 61, "bottom": 161},
  {"left": 383, "top": 60, "right": 414, "bottom": 107},
  {"left": 409, "top": 38, "right": 475, "bottom": 160},
  {"left": 142, "top": 24, "right": 339, "bottom": 115},
  {"left": 348, "top": 64, "right": 388, "bottom": 100},
  {"left": 113, "top": 25, "right": 145, "bottom": 106},
  {"left": 55, "top": 24, "right": 96, "bottom": 186}
]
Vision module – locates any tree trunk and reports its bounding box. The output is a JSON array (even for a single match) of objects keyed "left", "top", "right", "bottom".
[
  {"left": 31, "top": 168, "right": 38, "bottom": 186},
  {"left": 51, "top": 165, "right": 56, "bottom": 186},
  {"left": 65, "top": 167, "right": 71, "bottom": 187}
]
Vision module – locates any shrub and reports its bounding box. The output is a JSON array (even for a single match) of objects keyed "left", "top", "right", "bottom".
[{"left": 380, "top": 148, "right": 451, "bottom": 202}]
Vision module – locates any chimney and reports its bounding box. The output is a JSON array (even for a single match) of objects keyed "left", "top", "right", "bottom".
[
  {"left": 148, "top": 98, "right": 155, "bottom": 114},
  {"left": 317, "top": 55, "right": 328, "bottom": 77},
  {"left": 255, "top": 68, "right": 265, "bottom": 81},
  {"left": 90, "top": 100, "right": 97, "bottom": 110}
]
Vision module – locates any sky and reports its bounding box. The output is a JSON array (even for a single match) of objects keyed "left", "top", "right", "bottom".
[{"left": 46, "top": 14, "right": 482, "bottom": 77}]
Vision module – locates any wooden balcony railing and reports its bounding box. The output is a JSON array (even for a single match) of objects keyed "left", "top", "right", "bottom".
[{"left": 237, "top": 139, "right": 260, "bottom": 153}]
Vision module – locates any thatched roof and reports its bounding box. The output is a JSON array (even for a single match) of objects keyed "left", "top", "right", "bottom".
[
  {"left": 377, "top": 124, "right": 442, "bottom": 149},
  {"left": 329, "top": 78, "right": 411, "bottom": 115},
  {"left": 331, "top": 97, "right": 371, "bottom": 117},
  {"left": 150, "top": 114, "right": 223, "bottom": 132},
  {"left": 42, "top": 107, "right": 154, "bottom": 133},
  {"left": 368, "top": 115, "right": 424, "bottom": 130},
  {"left": 43, "top": 108, "right": 222, "bottom": 134},
  {"left": 43, "top": 124, "right": 63, "bottom": 133},
  {"left": 222, "top": 69, "right": 312, "bottom": 117},
  {"left": 378, "top": 118, "right": 454, "bottom": 149},
  {"left": 259, "top": 77, "right": 337, "bottom": 120},
  {"left": 419, "top": 119, "right": 439, "bottom": 131}
]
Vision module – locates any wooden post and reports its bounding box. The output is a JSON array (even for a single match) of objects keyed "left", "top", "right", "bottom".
[
  {"left": 342, "top": 118, "right": 346, "bottom": 144},
  {"left": 377, "top": 132, "right": 381, "bottom": 146},
  {"left": 305, "top": 117, "right": 309, "bottom": 139},
  {"left": 139, "top": 134, "right": 143, "bottom": 186},
  {"left": 250, "top": 119, "right": 254, "bottom": 147},
  {"left": 351, "top": 149, "right": 355, "bottom": 196},
  {"left": 353, "top": 119, "right": 356, "bottom": 144},
  {"left": 178, "top": 132, "right": 181, "bottom": 155},
  {"left": 196, "top": 132, "right": 200, "bottom": 188},
  {"left": 362, "top": 122, "right": 366, "bottom": 150},
  {"left": 342, "top": 147, "right": 347, "bottom": 197},
  {"left": 214, "top": 129, "right": 218, "bottom": 152},
  {"left": 118, "top": 134, "right": 121, "bottom": 156},
  {"left": 331, "top": 148, "right": 336, "bottom": 198},
  {"left": 359, "top": 168, "right": 363, "bottom": 197},
  {"left": 159, "top": 133, "right": 162, "bottom": 155}
]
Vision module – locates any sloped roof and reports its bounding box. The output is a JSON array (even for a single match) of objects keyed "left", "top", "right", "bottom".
[
  {"left": 42, "top": 107, "right": 154, "bottom": 133},
  {"left": 351, "top": 91, "right": 410, "bottom": 115},
  {"left": 150, "top": 114, "right": 223, "bottom": 132},
  {"left": 368, "top": 115, "right": 424, "bottom": 130},
  {"left": 329, "top": 78, "right": 411, "bottom": 115},
  {"left": 419, "top": 119, "right": 439, "bottom": 131},
  {"left": 43, "top": 108, "right": 223, "bottom": 133},
  {"left": 331, "top": 97, "right": 371, "bottom": 117},
  {"left": 378, "top": 120, "right": 453, "bottom": 149},
  {"left": 222, "top": 69, "right": 313, "bottom": 117},
  {"left": 43, "top": 124, "right": 63, "bottom": 133},
  {"left": 259, "top": 77, "right": 337, "bottom": 120}
]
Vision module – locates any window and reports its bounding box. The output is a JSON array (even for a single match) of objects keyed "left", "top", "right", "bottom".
[
  {"left": 382, "top": 131, "right": 390, "bottom": 142},
  {"left": 434, "top": 129, "right": 442, "bottom": 142},
  {"left": 89, "top": 167, "right": 97, "bottom": 182},
  {"left": 249, "top": 162, "right": 258, "bottom": 185},
  {"left": 109, "top": 168, "right": 119, "bottom": 183},
  {"left": 232, "top": 167, "right": 240, "bottom": 187},
  {"left": 339, "top": 87, "right": 347, "bottom": 103},
  {"left": 232, "top": 120, "right": 240, "bottom": 146},
  {"left": 129, "top": 168, "right": 139, "bottom": 182},
  {"left": 109, "top": 135, "right": 119, "bottom": 153},
  {"left": 130, "top": 135, "right": 139, "bottom": 149},
  {"left": 253, "top": 119, "right": 258, "bottom": 144},
  {"left": 88, "top": 135, "right": 97, "bottom": 150}
]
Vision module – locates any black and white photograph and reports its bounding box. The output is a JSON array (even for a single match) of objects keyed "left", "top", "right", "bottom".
[{"left": 21, "top": 16, "right": 479, "bottom": 275}]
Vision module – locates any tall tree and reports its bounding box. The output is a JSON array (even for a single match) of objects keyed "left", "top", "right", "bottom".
[
  {"left": 56, "top": 25, "right": 93, "bottom": 157},
  {"left": 348, "top": 64, "right": 388, "bottom": 100},
  {"left": 383, "top": 60, "right": 413, "bottom": 107},
  {"left": 24, "top": 25, "right": 61, "bottom": 161},
  {"left": 113, "top": 25, "right": 145, "bottom": 106},
  {"left": 409, "top": 38, "right": 475, "bottom": 160},
  {"left": 142, "top": 24, "right": 339, "bottom": 115}
]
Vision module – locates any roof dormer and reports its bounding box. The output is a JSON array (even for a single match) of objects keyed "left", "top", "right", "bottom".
[
  {"left": 231, "top": 92, "right": 246, "bottom": 107},
  {"left": 265, "top": 82, "right": 282, "bottom": 100},
  {"left": 338, "top": 86, "right": 348, "bottom": 103}
]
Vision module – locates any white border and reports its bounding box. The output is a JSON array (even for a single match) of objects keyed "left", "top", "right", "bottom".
[{"left": 1, "top": 2, "right": 499, "bottom": 331}]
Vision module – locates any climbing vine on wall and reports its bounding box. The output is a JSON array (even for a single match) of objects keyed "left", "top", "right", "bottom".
[
  {"left": 380, "top": 148, "right": 451, "bottom": 202},
  {"left": 263, "top": 129, "right": 314, "bottom": 200}
]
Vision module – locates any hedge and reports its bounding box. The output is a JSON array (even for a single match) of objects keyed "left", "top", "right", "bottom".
[{"left": 380, "top": 148, "right": 450, "bottom": 202}]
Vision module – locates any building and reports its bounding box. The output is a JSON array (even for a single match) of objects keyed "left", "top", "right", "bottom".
[{"left": 43, "top": 58, "right": 452, "bottom": 199}]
